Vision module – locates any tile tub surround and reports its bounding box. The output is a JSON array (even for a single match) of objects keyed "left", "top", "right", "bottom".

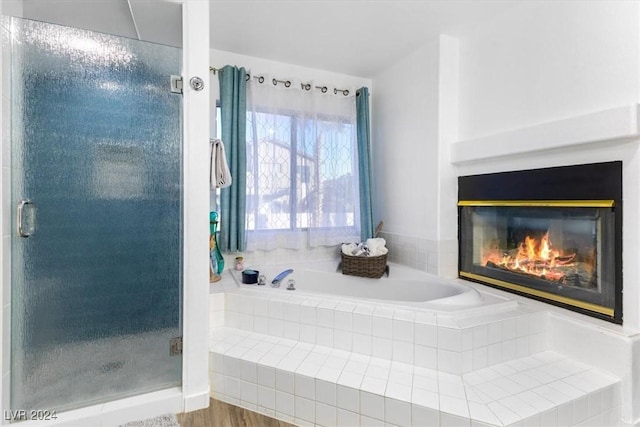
[
  {"left": 223, "top": 246, "right": 342, "bottom": 270},
  {"left": 217, "top": 285, "right": 547, "bottom": 376},
  {"left": 208, "top": 264, "right": 626, "bottom": 426},
  {"left": 224, "top": 233, "right": 458, "bottom": 279},
  {"left": 209, "top": 329, "right": 621, "bottom": 427},
  {"left": 378, "top": 232, "right": 457, "bottom": 278}
]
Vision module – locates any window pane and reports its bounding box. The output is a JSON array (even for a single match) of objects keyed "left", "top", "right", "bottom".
[
  {"left": 247, "top": 111, "right": 292, "bottom": 230},
  {"left": 296, "top": 119, "right": 356, "bottom": 227},
  {"left": 296, "top": 117, "right": 316, "bottom": 229},
  {"left": 302, "top": 119, "right": 356, "bottom": 228}
]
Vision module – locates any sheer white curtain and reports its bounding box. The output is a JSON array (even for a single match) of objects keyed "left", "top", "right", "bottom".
[{"left": 245, "top": 74, "right": 361, "bottom": 251}]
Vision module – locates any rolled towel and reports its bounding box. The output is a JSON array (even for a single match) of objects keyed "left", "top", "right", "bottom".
[
  {"left": 342, "top": 243, "right": 358, "bottom": 256},
  {"left": 365, "top": 237, "right": 387, "bottom": 256}
]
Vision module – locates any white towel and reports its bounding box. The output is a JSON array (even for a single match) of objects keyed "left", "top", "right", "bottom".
[
  {"left": 342, "top": 243, "right": 359, "bottom": 256},
  {"left": 342, "top": 240, "right": 387, "bottom": 257},
  {"left": 366, "top": 238, "right": 387, "bottom": 256},
  {"left": 210, "top": 138, "right": 232, "bottom": 189}
]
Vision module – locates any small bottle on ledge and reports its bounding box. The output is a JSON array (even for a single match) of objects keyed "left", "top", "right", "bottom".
[{"left": 210, "top": 211, "right": 225, "bottom": 283}]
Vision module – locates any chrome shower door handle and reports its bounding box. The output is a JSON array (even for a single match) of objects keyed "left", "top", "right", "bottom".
[{"left": 17, "top": 199, "right": 36, "bottom": 237}]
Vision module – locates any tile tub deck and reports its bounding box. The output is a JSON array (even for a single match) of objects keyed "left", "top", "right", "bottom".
[{"left": 210, "top": 327, "right": 620, "bottom": 427}]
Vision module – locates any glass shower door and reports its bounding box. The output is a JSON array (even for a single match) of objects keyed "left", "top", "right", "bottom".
[{"left": 6, "top": 17, "right": 183, "bottom": 413}]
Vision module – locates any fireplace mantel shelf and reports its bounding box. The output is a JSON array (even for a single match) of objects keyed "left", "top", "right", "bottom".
[{"left": 451, "top": 104, "right": 640, "bottom": 164}]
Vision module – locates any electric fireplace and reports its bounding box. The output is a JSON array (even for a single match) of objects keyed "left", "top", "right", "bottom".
[{"left": 458, "top": 162, "right": 622, "bottom": 323}]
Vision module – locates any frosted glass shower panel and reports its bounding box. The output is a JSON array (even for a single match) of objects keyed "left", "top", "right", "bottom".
[{"left": 8, "top": 17, "right": 183, "bottom": 412}]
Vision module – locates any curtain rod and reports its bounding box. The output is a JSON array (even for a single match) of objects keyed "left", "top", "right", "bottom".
[{"left": 209, "top": 66, "right": 351, "bottom": 96}]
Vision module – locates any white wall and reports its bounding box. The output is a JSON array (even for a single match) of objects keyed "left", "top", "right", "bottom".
[
  {"left": 458, "top": 0, "right": 638, "bottom": 141},
  {"left": 180, "top": 0, "right": 211, "bottom": 414},
  {"left": 372, "top": 0, "right": 640, "bottom": 244},
  {"left": 369, "top": 39, "right": 451, "bottom": 274},
  {"left": 371, "top": 41, "right": 439, "bottom": 240}
]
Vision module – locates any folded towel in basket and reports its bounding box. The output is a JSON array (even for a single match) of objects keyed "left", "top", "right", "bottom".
[{"left": 342, "top": 238, "right": 387, "bottom": 257}]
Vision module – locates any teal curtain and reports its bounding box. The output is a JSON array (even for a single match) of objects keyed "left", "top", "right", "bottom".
[
  {"left": 356, "top": 87, "right": 374, "bottom": 241},
  {"left": 218, "top": 65, "right": 247, "bottom": 251}
]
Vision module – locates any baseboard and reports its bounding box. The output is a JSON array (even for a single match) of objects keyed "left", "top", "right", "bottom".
[{"left": 183, "top": 388, "right": 210, "bottom": 413}]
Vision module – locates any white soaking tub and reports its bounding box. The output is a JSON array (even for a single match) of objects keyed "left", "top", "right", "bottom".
[{"left": 229, "top": 261, "right": 501, "bottom": 310}]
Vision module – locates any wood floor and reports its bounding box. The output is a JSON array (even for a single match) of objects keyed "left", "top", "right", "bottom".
[{"left": 177, "top": 399, "right": 295, "bottom": 427}]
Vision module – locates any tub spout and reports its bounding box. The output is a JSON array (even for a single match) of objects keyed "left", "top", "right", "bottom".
[{"left": 271, "top": 269, "right": 293, "bottom": 287}]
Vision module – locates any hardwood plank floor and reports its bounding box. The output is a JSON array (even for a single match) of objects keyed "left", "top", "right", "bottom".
[{"left": 177, "top": 399, "right": 295, "bottom": 427}]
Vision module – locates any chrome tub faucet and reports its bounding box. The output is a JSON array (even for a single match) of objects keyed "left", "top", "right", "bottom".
[{"left": 271, "top": 269, "right": 293, "bottom": 287}]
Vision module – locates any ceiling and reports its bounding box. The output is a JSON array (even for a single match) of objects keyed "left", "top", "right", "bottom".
[
  {"left": 210, "top": 0, "right": 525, "bottom": 78},
  {"left": 7, "top": 0, "right": 526, "bottom": 78}
]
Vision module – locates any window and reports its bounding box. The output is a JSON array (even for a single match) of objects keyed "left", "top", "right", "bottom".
[
  {"left": 215, "top": 79, "right": 362, "bottom": 251},
  {"left": 245, "top": 109, "right": 357, "bottom": 232}
]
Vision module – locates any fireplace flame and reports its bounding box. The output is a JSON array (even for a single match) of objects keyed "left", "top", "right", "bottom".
[
  {"left": 483, "top": 231, "right": 574, "bottom": 282},
  {"left": 521, "top": 233, "right": 559, "bottom": 266}
]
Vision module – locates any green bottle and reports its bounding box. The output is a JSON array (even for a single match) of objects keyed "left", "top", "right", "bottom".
[{"left": 209, "top": 212, "right": 225, "bottom": 278}]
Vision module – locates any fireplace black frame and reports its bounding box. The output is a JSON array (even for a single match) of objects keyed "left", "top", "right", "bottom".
[{"left": 458, "top": 161, "right": 622, "bottom": 324}]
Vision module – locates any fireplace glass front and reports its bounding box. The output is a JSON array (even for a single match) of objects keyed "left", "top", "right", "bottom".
[
  {"left": 459, "top": 202, "right": 616, "bottom": 318},
  {"left": 458, "top": 162, "right": 622, "bottom": 323}
]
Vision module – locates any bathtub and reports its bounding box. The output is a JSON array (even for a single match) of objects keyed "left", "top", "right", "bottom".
[{"left": 228, "top": 261, "right": 509, "bottom": 311}]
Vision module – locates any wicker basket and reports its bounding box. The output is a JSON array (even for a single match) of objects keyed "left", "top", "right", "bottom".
[{"left": 341, "top": 252, "right": 388, "bottom": 278}]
